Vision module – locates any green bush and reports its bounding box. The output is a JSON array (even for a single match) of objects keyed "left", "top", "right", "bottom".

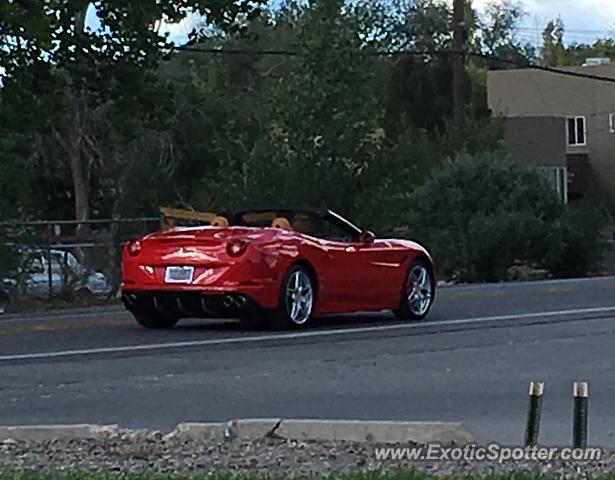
[
  {"left": 401, "top": 152, "right": 606, "bottom": 282},
  {"left": 543, "top": 202, "right": 607, "bottom": 278},
  {"left": 0, "top": 228, "right": 13, "bottom": 278}
]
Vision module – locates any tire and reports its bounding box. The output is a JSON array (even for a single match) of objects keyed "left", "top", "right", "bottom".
[
  {"left": 394, "top": 259, "right": 434, "bottom": 320},
  {"left": 133, "top": 311, "right": 180, "bottom": 329},
  {"left": 269, "top": 264, "right": 316, "bottom": 329}
]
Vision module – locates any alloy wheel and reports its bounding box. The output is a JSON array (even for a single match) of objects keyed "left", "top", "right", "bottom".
[
  {"left": 285, "top": 269, "right": 314, "bottom": 325},
  {"left": 406, "top": 264, "right": 433, "bottom": 316}
]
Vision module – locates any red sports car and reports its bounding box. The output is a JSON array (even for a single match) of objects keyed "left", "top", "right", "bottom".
[{"left": 121, "top": 208, "right": 435, "bottom": 329}]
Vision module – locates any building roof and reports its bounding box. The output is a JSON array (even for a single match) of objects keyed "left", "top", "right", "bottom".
[{"left": 487, "top": 64, "right": 615, "bottom": 118}]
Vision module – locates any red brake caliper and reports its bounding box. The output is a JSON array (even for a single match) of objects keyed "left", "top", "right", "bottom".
[{"left": 406, "top": 277, "right": 414, "bottom": 296}]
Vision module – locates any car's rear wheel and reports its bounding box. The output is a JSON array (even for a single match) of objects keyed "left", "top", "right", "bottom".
[
  {"left": 394, "top": 260, "right": 434, "bottom": 320},
  {"left": 133, "top": 311, "right": 180, "bottom": 329},
  {"left": 270, "top": 265, "right": 315, "bottom": 329}
]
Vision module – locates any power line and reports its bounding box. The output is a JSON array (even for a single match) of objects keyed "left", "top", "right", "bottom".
[
  {"left": 177, "top": 46, "right": 298, "bottom": 56},
  {"left": 174, "top": 45, "right": 615, "bottom": 85},
  {"left": 176, "top": 45, "right": 457, "bottom": 57}
]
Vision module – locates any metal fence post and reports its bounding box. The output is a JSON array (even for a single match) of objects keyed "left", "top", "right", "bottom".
[
  {"left": 524, "top": 381, "right": 544, "bottom": 446},
  {"left": 46, "top": 223, "right": 53, "bottom": 299},
  {"left": 62, "top": 250, "right": 68, "bottom": 294},
  {"left": 572, "top": 382, "right": 589, "bottom": 448}
]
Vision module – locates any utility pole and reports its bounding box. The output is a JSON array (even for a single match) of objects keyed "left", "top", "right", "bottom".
[{"left": 452, "top": 0, "right": 467, "bottom": 147}]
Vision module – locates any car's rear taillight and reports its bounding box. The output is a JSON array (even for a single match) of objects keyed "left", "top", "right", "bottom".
[
  {"left": 127, "top": 240, "right": 142, "bottom": 256},
  {"left": 227, "top": 239, "right": 249, "bottom": 257}
]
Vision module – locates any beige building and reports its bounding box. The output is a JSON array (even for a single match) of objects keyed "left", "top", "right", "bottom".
[{"left": 488, "top": 63, "right": 615, "bottom": 201}]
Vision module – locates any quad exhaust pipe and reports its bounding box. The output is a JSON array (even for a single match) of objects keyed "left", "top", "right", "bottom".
[
  {"left": 223, "top": 295, "right": 234, "bottom": 308},
  {"left": 222, "top": 294, "right": 248, "bottom": 309},
  {"left": 125, "top": 292, "right": 250, "bottom": 317}
]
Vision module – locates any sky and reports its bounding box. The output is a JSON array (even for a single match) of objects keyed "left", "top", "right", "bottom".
[
  {"left": 158, "top": 0, "right": 615, "bottom": 47},
  {"left": 84, "top": 5, "right": 203, "bottom": 46},
  {"left": 473, "top": 0, "right": 615, "bottom": 46},
  {"left": 82, "top": 1, "right": 615, "bottom": 48}
]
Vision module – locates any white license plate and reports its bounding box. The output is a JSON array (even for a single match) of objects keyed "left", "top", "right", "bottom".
[{"left": 164, "top": 266, "right": 194, "bottom": 284}]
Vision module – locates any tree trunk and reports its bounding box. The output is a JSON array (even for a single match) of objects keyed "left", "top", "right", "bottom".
[
  {"left": 452, "top": 0, "right": 468, "bottom": 147},
  {"left": 68, "top": 93, "right": 91, "bottom": 230},
  {"left": 69, "top": 8, "right": 90, "bottom": 231}
]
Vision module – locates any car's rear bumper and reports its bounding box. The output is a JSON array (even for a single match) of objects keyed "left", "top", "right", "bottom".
[
  {"left": 121, "top": 289, "right": 269, "bottom": 318},
  {"left": 122, "top": 256, "right": 282, "bottom": 311},
  {"left": 121, "top": 273, "right": 281, "bottom": 317}
]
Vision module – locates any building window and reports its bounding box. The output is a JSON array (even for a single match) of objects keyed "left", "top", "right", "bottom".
[
  {"left": 609, "top": 113, "right": 615, "bottom": 133},
  {"left": 539, "top": 167, "right": 568, "bottom": 204},
  {"left": 567, "top": 116, "right": 586, "bottom": 146}
]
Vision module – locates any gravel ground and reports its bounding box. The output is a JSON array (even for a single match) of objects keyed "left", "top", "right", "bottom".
[{"left": 0, "top": 431, "right": 613, "bottom": 477}]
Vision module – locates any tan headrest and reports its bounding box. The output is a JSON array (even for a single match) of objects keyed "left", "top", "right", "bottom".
[
  {"left": 271, "top": 217, "right": 293, "bottom": 231},
  {"left": 211, "top": 216, "right": 230, "bottom": 227}
]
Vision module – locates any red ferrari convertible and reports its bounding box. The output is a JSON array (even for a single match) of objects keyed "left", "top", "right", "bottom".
[{"left": 121, "top": 208, "right": 435, "bottom": 329}]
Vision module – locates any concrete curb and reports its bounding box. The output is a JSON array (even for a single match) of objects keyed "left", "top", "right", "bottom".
[
  {"left": 0, "top": 420, "right": 474, "bottom": 445},
  {"left": 277, "top": 420, "right": 473, "bottom": 444},
  {"left": 171, "top": 419, "right": 474, "bottom": 445},
  {"left": 0, "top": 424, "right": 118, "bottom": 442},
  {"left": 165, "top": 422, "right": 230, "bottom": 441}
]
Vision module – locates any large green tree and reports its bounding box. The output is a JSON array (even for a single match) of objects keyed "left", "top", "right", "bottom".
[
  {"left": 189, "top": 0, "right": 387, "bottom": 215},
  {"left": 561, "top": 39, "right": 615, "bottom": 66},
  {"left": 542, "top": 17, "right": 566, "bottom": 66},
  {"left": 0, "top": 0, "right": 263, "bottom": 222}
]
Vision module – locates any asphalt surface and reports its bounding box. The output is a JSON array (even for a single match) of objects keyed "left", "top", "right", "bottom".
[{"left": 1, "top": 276, "right": 615, "bottom": 446}]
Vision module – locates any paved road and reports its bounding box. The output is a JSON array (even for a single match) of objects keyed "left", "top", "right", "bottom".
[{"left": 1, "top": 276, "right": 615, "bottom": 446}]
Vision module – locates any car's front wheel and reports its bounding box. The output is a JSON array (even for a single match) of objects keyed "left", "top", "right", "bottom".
[
  {"left": 394, "top": 260, "right": 434, "bottom": 320},
  {"left": 133, "top": 311, "right": 180, "bottom": 329},
  {"left": 270, "top": 265, "right": 315, "bottom": 329}
]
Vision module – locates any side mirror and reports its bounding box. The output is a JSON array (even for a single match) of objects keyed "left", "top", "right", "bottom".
[{"left": 359, "top": 230, "right": 376, "bottom": 244}]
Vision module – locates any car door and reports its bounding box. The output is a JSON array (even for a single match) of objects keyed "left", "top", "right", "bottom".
[
  {"left": 24, "top": 253, "right": 62, "bottom": 295},
  {"left": 313, "top": 237, "right": 364, "bottom": 311},
  {"left": 312, "top": 216, "right": 406, "bottom": 311},
  {"left": 344, "top": 239, "right": 409, "bottom": 308},
  {"left": 316, "top": 237, "right": 407, "bottom": 311}
]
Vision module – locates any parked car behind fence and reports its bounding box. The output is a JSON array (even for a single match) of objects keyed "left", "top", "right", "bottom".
[
  {"left": 0, "top": 217, "right": 159, "bottom": 311},
  {"left": 2, "top": 249, "right": 112, "bottom": 297}
]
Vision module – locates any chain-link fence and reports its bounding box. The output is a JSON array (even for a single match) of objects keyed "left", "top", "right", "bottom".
[{"left": 0, "top": 217, "right": 160, "bottom": 311}]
